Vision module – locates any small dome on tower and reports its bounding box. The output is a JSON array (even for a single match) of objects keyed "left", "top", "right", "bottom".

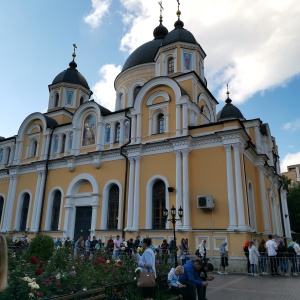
[
  {"left": 217, "top": 89, "right": 245, "bottom": 121},
  {"left": 153, "top": 19, "right": 168, "bottom": 40},
  {"left": 52, "top": 59, "right": 90, "bottom": 90}
]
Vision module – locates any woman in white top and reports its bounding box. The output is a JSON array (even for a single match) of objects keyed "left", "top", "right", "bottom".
[
  {"left": 198, "top": 240, "right": 207, "bottom": 259},
  {"left": 249, "top": 240, "right": 260, "bottom": 276}
]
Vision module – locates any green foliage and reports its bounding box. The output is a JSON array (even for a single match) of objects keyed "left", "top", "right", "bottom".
[
  {"left": 287, "top": 182, "right": 300, "bottom": 233},
  {"left": 24, "top": 234, "right": 54, "bottom": 262},
  {"left": 280, "top": 175, "right": 292, "bottom": 191}
]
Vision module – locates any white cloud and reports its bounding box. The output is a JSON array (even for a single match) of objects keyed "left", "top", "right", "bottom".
[
  {"left": 92, "top": 64, "right": 122, "bottom": 111},
  {"left": 84, "top": 0, "right": 112, "bottom": 28},
  {"left": 283, "top": 119, "right": 300, "bottom": 132},
  {"left": 117, "top": 0, "right": 300, "bottom": 104},
  {"left": 280, "top": 152, "right": 300, "bottom": 172}
]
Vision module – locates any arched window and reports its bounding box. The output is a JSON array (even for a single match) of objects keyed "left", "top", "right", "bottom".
[
  {"left": 80, "top": 96, "right": 84, "bottom": 105},
  {"left": 115, "top": 123, "right": 120, "bottom": 143},
  {"left": 105, "top": 124, "right": 111, "bottom": 144},
  {"left": 52, "top": 135, "right": 58, "bottom": 154},
  {"left": 133, "top": 86, "right": 141, "bottom": 101},
  {"left": 20, "top": 193, "right": 30, "bottom": 231},
  {"left": 157, "top": 113, "right": 165, "bottom": 134},
  {"left": 0, "top": 196, "right": 4, "bottom": 226},
  {"left": 54, "top": 93, "right": 59, "bottom": 107},
  {"left": 29, "top": 139, "right": 38, "bottom": 158},
  {"left": 50, "top": 191, "right": 61, "bottom": 231},
  {"left": 152, "top": 180, "right": 166, "bottom": 229},
  {"left": 124, "top": 120, "right": 129, "bottom": 140},
  {"left": 118, "top": 93, "right": 124, "bottom": 109},
  {"left": 82, "top": 114, "right": 96, "bottom": 146},
  {"left": 68, "top": 132, "right": 73, "bottom": 151},
  {"left": 107, "top": 185, "right": 119, "bottom": 229},
  {"left": 61, "top": 134, "right": 66, "bottom": 153},
  {"left": 168, "top": 57, "right": 174, "bottom": 74}
]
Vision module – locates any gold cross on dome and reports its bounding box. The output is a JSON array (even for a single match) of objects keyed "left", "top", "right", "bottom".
[{"left": 72, "top": 43, "right": 77, "bottom": 59}]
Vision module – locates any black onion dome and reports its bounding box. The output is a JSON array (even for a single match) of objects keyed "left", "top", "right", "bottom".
[
  {"left": 122, "top": 20, "right": 168, "bottom": 71},
  {"left": 162, "top": 19, "right": 197, "bottom": 46},
  {"left": 52, "top": 60, "right": 90, "bottom": 90},
  {"left": 217, "top": 98, "right": 245, "bottom": 121},
  {"left": 153, "top": 20, "right": 168, "bottom": 40}
]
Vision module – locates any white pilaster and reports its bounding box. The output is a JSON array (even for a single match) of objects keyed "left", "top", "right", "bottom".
[
  {"left": 131, "top": 115, "right": 136, "bottom": 143},
  {"left": 258, "top": 166, "right": 271, "bottom": 233},
  {"left": 176, "top": 105, "right": 181, "bottom": 136},
  {"left": 125, "top": 158, "right": 135, "bottom": 230},
  {"left": 136, "top": 114, "right": 142, "bottom": 143},
  {"left": 224, "top": 145, "right": 237, "bottom": 230},
  {"left": 132, "top": 157, "right": 141, "bottom": 231},
  {"left": 182, "top": 149, "right": 191, "bottom": 230},
  {"left": 233, "top": 144, "right": 247, "bottom": 231},
  {"left": 254, "top": 125, "right": 262, "bottom": 154},
  {"left": 175, "top": 151, "right": 182, "bottom": 228},
  {"left": 182, "top": 104, "right": 188, "bottom": 135}
]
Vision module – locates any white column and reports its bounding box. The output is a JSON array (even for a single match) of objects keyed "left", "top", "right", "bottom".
[
  {"left": 44, "top": 134, "right": 51, "bottom": 159},
  {"left": 176, "top": 105, "right": 181, "bottom": 136},
  {"left": 224, "top": 145, "right": 237, "bottom": 230},
  {"left": 2, "top": 175, "right": 18, "bottom": 231},
  {"left": 165, "top": 114, "right": 169, "bottom": 133},
  {"left": 233, "top": 144, "right": 247, "bottom": 230},
  {"left": 57, "top": 134, "right": 63, "bottom": 156},
  {"left": 258, "top": 166, "right": 271, "bottom": 233},
  {"left": 148, "top": 117, "right": 153, "bottom": 136},
  {"left": 182, "top": 149, "right": 191, "bottom": 230},
  {"left": 132, "top": 157, "right": 141, "bottom": 231},
  {"left": 31, "top": 170, "right": 46, "bottom": 232},
  {"left": 91, "top": 204, "right": 98, "bottom": 235},
  {"left": 8, "top": 145, "right": 15, "bottom": 164},
  {"left": 182, "top": 104, "right": 188, "bottom": 135},
  {"left": 63, "top": 201, "right": 74, "bottom": 238},
  {"left": 131, "top": 115, "right": 136, "bottom": 143},
  {"left": 136, "top": 114, "right": 142, "bottom": 143},
  {"left": 175, "top": 151, "right": 182, "bottom": 229},
  {"left": 72, "top": 127, "right": 80, "bottom": 155},
  {"left": 40, "top": 134, "right": 47, "bottom": 159},
  {"left": 125, "top": 158, "right": 135, "bottom": 230}
]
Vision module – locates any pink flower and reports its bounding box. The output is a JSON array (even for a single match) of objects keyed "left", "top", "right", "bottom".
[
  {"left": 39, "top": 261, "right": 44, "bottom": 268},
  {"left": 38, "top": 292, "right": 44, "bottom": 297},
  {"left": 51, "top": 275, "right": 57, "bottom": 280},
  {"left": 45, "top": 279, "right": 51, "bottom": 284},
  {"left": 56, "top": 282, "right": 61, "bottom": 287}
]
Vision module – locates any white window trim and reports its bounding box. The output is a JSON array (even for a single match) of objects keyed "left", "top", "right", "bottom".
[{"left": 162, "top": 49, "right": 177, "bottom": 76}]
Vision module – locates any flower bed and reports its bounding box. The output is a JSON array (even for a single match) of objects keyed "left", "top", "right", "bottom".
[{"left": 0, "top": 234, "right": 171, "bottom": 300}]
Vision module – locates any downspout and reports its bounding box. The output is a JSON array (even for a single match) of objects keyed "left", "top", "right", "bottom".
[
  {"left": 120, "top": 110, "right": 132, "bottom": 239},
  {"left": 38, "top": 127, "right": 54, "bottom": 232}
]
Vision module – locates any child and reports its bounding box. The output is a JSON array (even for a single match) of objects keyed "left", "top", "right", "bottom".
[
  {"left": 168, "top": 265, "right": 188, "bottom": 299},
  {"left": 249, "top": 240, "right": 260, "bottom": 276}
]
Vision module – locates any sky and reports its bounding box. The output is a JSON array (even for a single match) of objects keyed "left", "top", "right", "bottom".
[{"left": 0, "top": 0, "right": 299, "bottom": 172}]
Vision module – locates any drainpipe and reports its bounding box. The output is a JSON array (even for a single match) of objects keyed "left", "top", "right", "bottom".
[
  {"left": 38, "top": 127, "right": 55, "bottom": 232},
  {"left": 120, "top": 110, "right": 132, "bottom": 239}
]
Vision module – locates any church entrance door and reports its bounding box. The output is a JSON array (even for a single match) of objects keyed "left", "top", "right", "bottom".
[{"left": 74, "top": 206, "right": 92, "bottom": 242}]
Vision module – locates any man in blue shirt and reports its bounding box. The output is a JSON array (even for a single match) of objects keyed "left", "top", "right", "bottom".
[{"left": 179, "top": 259, "right": 208, "bottom": 300}]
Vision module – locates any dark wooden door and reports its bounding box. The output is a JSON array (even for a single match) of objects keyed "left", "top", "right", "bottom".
[{"left": 74, "top": 206, "right": 92, "bottom": 241}]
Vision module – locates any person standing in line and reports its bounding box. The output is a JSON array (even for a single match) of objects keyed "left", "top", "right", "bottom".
[
  {"left": 249, "top": 240, "right": 260, "bottom": 276},
  {"left": 90, "top": 236, "right": 98, "bottom": 258},
  {"left": 0, "top": 234, "right": 8, "bottom": 291},
  {"left": 113, "top": 235, "right": 121, "bottom": 259},
  {"left": 135, "top": 237, "right": 156, "bottom": 300},
  {"left": 106, "top": 235, "right": 114, "bottom": 258},
  {"left": 243, "top": 240, "right": 251, "bottom": 274},
  {"left": 218, "top": 241, "right": 229, "bottom": 274},
  {"left": 134, "top": 235, "right": 141, "bottom": 250},
  {"left": 277, "top": 240, "right": 288, "bottom": 275},
  {"left": 180, "top": 238, "right": 188, "bottom": 265},
  {"left": 198, "top": 240, "right": 207, "bottom": 260},
  {"left": 258, "top": 239, "right": 268, "bottom": 275},
  {"left": 293, "top": 239, "right": 300, "bottom": 273},
  {"left": 85, "top": 236, "right": 91, "bottom": 258},
  {"left": 161, "top": 239, "right": 169, "bottom": 263},
  {"left": 266, "top": 234, "right": 279, "bottom": 276},
  {"left": 287, "top": 241, "right": 298, "bottom": 276}
]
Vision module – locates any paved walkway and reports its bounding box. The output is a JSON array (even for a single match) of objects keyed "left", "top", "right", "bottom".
[{"left": 206, "top": 273, "right": 300, "bottom": 300}]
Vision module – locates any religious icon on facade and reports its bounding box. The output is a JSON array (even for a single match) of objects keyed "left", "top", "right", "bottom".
[
  {"left": 183, "top": 53, "right": 192, "bottom": 70},
  {"left": 82, "top": 114, "right": 96, "bottom": 146}
]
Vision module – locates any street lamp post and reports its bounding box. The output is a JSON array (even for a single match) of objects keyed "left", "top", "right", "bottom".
[{"left": 163, "top": 205, "right": 183, "bottom": 267}]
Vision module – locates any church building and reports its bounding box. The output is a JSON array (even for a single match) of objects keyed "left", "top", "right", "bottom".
[{"left": 0, "top": 6, "right": 291, "bottom": 258}]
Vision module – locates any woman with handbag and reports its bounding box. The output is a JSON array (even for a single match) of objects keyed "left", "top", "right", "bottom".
[{"left": 135, "top": 237, "right": 156, "bottom": 300}]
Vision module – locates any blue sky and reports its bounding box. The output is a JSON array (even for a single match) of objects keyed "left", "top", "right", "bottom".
[{"left": 0, "top": 0, "right": 299, "bottom": 171}]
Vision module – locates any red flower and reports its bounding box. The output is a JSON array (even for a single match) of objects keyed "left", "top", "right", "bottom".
[
  {"left": 98, "top": 257, "right": 105, "bottom": 263},
  {"left": 56, "top": 282, "right": 62, "bottom": 287},
  {"left": 39, "top": 261, "right": 44, "bottom": 268},
  {"left": 51, "top": 275, "right": 57, "bottom": 280},
  {"left": 45, "top": 279, "right": 51, "bottom": 284},
  {"left": 30, "top": 256, "right": 37, "bottom": 264},
  {"left": 156, "top": 263, "right": 161, "bottom": 268},
  {"left": 105, "top": 265, "right": 109, "bottom": 269},
  {"left": 93, "top": 260, "right": 98, "bottom": 265},
  {"left": 35, "top": 268, "right": 43, "bottom": 276},
  {"left": 38, "top": 292, "right": 44, "bottom": 297}
]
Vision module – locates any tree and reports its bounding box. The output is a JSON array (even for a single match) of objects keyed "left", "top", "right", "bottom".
[{"left": 286, "top": 182, "right": 300, "bottom": 233}]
